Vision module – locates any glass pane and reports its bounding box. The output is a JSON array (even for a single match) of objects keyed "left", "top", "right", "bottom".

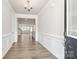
[{"left": 67, "top": 0, "right": 77, "bottom": 37}]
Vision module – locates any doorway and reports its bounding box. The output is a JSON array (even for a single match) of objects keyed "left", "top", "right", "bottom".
[
  {"left": 17, "top": 18, "right": 36, "bottom": 42},
  {"left": 64, "top": 0, "right": 77, "bottom": 59}
]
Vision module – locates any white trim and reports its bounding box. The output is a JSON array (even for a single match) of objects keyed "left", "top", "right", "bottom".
[
  {"left": 35, "top": 16, "right": 38, "bottom": 41},
  {"left": 39, "top": 32, "right": 64, "bottom": 39},
  {"left": 2, "top": 32, "right": 14, "bottom": 38},
  {"left": 15, "top": 14, "right": 38, "bottom": 41},
  {"left": 66, "top": 0, "right": 69, "bottom": 37},
  {"left": 67, "top": 34, "right": 77, "bottom": 39},
  {"left": 66, "top": 0, "right": 77, "bottom": 39},
  {"left": 39, "top": 32, "right": 65, "bottom": 44}
]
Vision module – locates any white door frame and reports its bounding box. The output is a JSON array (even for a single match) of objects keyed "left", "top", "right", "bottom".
[{"left": 15, "top": 14, "right": 38, "bottom": 42}]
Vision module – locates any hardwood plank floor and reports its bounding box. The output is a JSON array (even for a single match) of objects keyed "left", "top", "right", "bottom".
[{"left": 3, "top": 34, "right": 57, "bottom": 59}]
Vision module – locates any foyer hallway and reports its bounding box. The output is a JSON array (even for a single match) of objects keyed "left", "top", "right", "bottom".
[{"left": 3, "top": 34, "right": 57, "bottom": 59}]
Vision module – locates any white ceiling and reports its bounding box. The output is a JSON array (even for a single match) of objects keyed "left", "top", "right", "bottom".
[{"left": 9, "top": 0, "right": 49, "bottom": 14}]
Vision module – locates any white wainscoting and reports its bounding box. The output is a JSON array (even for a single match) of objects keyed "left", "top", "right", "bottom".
[
  {"left": 38, "top": 32, "right": 65, "bottom": 59},
  {"left": 2, "top": 32, "right": 15, "bottom": 58}
]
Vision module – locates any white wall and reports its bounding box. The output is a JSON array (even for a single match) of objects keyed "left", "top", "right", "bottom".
[
  {"left": 38, "top": 0, "right": 64, "bottom": 59},
  {"left": 2, "top": 0, "right": 16, "bottom": 57}
]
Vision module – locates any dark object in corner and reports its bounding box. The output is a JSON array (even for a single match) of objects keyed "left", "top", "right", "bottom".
[{"left": 65, "top": 36, "right": 77, "bottom": 59}]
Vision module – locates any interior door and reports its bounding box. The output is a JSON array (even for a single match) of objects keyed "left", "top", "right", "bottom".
[
  {"left": 64, "top": 0, "right": 77, "bottom": 59},
  {"left": 65, "top": 0, "right": 77, "bottom": 38}
]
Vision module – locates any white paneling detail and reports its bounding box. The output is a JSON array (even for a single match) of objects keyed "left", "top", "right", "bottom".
[
  {"left": 2, "top": 33, "right": 15, "bottom": 58},
  {"left": 2, "top": 0, "right": 16, "bottom": 58},
  {"left": 38, "top": 0, "right": 64, "bottom": 58},
  {"left": 38, "top": 32, "right": 65, "bottom": 59}
]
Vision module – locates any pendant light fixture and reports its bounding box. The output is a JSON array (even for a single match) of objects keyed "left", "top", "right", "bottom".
[{"left": 24, "top": 0, "right": 32, "bottom": 12}]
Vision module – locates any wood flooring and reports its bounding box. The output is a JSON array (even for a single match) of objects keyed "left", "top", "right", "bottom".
[{"left": 3, "top": 34, "right": 57, "bottom": 59}]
